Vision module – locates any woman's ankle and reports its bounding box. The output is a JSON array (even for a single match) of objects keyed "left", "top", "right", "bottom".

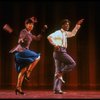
[{"left": 27, "top": 70, "right": 32, "bottom": 77}]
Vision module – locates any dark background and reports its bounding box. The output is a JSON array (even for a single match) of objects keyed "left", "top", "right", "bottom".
[{"left": 0, "top": 1, "right": 100, "bottom": 90}]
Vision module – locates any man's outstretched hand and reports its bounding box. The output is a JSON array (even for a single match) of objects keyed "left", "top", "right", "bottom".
[{"left": 77, "top": 19, "right": 84, "bottom": 25}]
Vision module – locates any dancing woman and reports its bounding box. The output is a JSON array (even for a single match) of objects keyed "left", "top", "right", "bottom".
[{"left": 9, "top": 16, "right": 47, "bottom": 95}]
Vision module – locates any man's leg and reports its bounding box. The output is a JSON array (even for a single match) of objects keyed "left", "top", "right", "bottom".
[
  {"left": 60, "top": 53, "right": 76, "bottom": 72},
  {"left": 53, "top": 52, "right": 64, "bottom": 93}
]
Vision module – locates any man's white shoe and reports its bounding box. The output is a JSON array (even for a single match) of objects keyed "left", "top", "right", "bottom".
[
  {"left": 55, "top": 73, "right": 65, "bottom": 83},
  {"left": 59, "top": 76, "right": 65, "bottom": 83}
]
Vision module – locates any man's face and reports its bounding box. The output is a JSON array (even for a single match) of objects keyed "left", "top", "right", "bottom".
[
  {"left": 62, "top": 22, "right": 70, "bottom": 31},
  {"left": 25, "top": 23, "right": 34, "bottom": 31}
]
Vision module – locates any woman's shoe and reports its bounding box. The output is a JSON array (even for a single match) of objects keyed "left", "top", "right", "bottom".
[
  {"left": 24, "top": 73, "right": 30, "bottom": 81},
  {"left": 15, "top": 89, "right": 24, "bottom": 95},
  {"left": 24, "top": 70, "right": 32, "bottom": 81}
]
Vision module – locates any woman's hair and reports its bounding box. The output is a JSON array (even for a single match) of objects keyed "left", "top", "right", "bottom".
[
  {"left": 25, "top": 16, "right": 37, "bottom": 24},
  {"left": 25, "top": 18, "right": 34, "bottom": 24}
]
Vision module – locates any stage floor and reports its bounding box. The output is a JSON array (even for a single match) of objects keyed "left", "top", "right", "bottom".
[{"left": 0, "top": 89, "right": 100, "bottom": 99}]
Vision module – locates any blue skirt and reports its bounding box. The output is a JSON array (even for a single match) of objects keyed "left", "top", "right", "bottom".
[{"left": 14, "top": 49, "right": 40, "bottom": 73}]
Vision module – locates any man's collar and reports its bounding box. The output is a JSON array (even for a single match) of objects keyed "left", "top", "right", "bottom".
[{"left": 61, "top": 28, "right": 66, "bottom": 33}]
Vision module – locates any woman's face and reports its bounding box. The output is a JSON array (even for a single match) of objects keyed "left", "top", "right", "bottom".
[{"left": 25, "top": 23, "right": 34, "bottom": 31}]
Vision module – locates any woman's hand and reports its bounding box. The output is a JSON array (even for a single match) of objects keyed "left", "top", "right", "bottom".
[{"left": 18, "top": 39, "right": 24, "bottom": 44}]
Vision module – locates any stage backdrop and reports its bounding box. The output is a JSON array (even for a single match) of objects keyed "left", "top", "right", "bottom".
[{"left": 0, "top": 1, "right": 100, "bottom": 90}]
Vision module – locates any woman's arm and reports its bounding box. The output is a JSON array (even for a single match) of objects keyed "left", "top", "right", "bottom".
[
  {"left": 32, "top": 34, "right": 42, "bottom": 41},
  {"left": 18, "top": 30, "right": 26, "bottom": 44},
  {"left": 32, "top": 25, "right": 48, "bottom": 41}
]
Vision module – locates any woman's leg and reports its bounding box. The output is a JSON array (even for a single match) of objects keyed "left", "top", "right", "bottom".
[
  {"left": 16, "top": 67, "right": 27, "bottom": 92},
  {"left": 26, "top": 56, "right": 40, "bottom": 79}
]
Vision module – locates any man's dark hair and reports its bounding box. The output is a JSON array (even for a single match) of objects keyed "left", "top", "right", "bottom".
[{"left": 60, "top": 19, "right": 71, "bottom": 26}]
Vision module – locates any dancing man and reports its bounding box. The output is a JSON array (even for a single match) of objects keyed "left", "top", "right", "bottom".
[{"left": 47, "top": 18, "right": 84, "bottom": 94}]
